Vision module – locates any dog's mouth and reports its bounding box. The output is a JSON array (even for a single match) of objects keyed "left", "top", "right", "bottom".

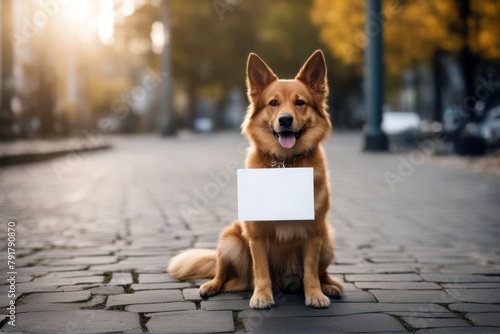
[{"left": 272, "top": 128, "right": 304, "bottom": 149}]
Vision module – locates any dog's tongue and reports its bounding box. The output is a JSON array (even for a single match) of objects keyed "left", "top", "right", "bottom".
[{"left": 278, "top": 132, "right": 296, "bottom": 148}]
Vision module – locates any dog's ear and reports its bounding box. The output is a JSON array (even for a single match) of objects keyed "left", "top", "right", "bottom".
[
  {"left": 295, "top": 50, "right": 327, "bottom": 94},
  {"left": 246, "top": 53, "right": 278, "bottom": 100}
]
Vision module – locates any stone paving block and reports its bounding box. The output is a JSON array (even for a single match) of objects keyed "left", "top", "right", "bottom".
[
  {"left": 345, "top": 273, "right": 422, "bottom": 282},
  {"left": 467, "top": 313, "right": 500, "bottom": 326},
  {"left": 449, "top": 303, "right": 500, "bottom": 313},
  {"left": 335, "top": 290, "right": 377, "bottom": 303},
  {"left": 15, "top": 283, "right": 59, "bottom": 294},
  {"left": 21, "top": 290, "right": 91, "bottom": 304},
  {"left": 133, "top": 239, "right": 191, "bottom": 249},
  {"left": 421, "top": 274, "right": 500, "bottom": 283},
  {"left": 17, "top": 296, "right": 106, "bottom": 313},
  {"left": 338, "top": 282, "right": 357, "bottom": 290},
  {"left": 368, "top": 255, "right": 416, "bottom": 263},
  {"left": 125, "top": 301, "right": 196, "bottom": 312},
  {"left": 109, "top": 272, "right": 133, "bottom": 285},
  {"left": 438, "top": 265, "right": 500, "bottom": 275},
  {"left": 403, "top": 317, "right": 470, "bottom": 329},
  {"left": 33, "top": 276, "right": 105, "bottom": 286},
  {"left": 43, "top": 271, "right": 104, "bottom": 278},
  {"left": 355, "top": 282, "right": 441, "bottom": 290},
  {"left": 146, "top": 310, "right": 234, "bottom": 333},
  {"left": 205, "top": 292, "right": 251, "bottom": 301},
  {"left": 243, "top": 313, "right": 405, "bottom": 333},
  {"left": 28, "top": 248, "right": 114, "bottom": 260},
  {"left": 411, "top": 257, "right": 470, "bottom": 264},
  {"left": 106, "top": 289, "right": 183, "bottom": 308},
  {"left": 201, "top": 299, "right": 251, "bottom": 311},
  {"left": 139, "top": 273, "right": 177, "bottom": 283},
  {"left": 42, "top": 256, "right": 117, "bottom": 266},
  {"left": 89, "top": 263, "right": 136, "bottom": 272},
  {"left": 446, "top": 289, "right": 500, "bottom": 303},
  {"left": 387, "top": 311, "right": 458, "bottom": 318},
  {"left": 328, "top": 264, "right": 417, "bottom": 274},
  {"left": 18, "top": 265, "right": 88, "bottom": 275},
  {"left": 0, "top": 310, "right": 141, "bottom": 332},
  {"left": 117, "top": 247, "right": 173, "bottom": 257},
  {"left": 130, "top": 282, "right": 192, "bottom": 290},
  {"left": 145, "top": 310, "right": 198, "bottom": 317},
  {"left": 90, "top": 286, "right": 125, "bottom": 295},
  {"left": 370, "top": 290, "right": 458, "bottom": 303},
  {"left": 56, "top": 284, "right": 102, "bottom": 292},
  {"left": 441, "top": 283, "right": 500, "bottom": 289},
  {"left": 183, "top": 288, "right": 202, "bottom": 301}
]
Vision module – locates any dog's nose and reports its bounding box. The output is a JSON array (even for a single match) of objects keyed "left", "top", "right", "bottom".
[{"left": 278, "top": 113, "right": 293, "bottom": 128}]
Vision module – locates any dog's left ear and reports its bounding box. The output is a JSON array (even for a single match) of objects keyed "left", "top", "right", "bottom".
[{"left": 295, "top": 50, "right": 327, "bottom": 94}]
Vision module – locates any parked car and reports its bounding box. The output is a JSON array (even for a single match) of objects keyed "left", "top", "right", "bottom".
[
  {"left": 381, "top": 111, "right": 420, "bottom": 143},
  {"left": 443, "top": 105, "right": 487, "bottom": 156}
]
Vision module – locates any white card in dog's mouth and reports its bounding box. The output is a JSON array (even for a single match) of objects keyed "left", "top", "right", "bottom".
[{"left": 237, "top": 168, "right": 315, "bottom": 221}]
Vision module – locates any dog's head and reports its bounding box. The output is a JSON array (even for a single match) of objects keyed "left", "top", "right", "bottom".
[{"left": 242, "top": 50, "right": 331, "bottom": 158}]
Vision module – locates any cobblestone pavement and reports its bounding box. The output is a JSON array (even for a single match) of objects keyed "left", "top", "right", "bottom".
[{"left": 1, "top": 132, "right": 500, "bottom": 333}]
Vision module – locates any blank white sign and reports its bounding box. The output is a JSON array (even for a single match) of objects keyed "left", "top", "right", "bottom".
[{"left": 237, "top": 168, "right": 315, "bottom": 221}]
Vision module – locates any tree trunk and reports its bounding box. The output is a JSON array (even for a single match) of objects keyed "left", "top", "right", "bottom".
[{"left": 458, "top": 0, "right": 479, "bottom": 121}]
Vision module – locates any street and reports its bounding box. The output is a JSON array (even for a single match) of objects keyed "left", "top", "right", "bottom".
[{"left": 1, "top": 131, "right": 500, "bottom": 332}]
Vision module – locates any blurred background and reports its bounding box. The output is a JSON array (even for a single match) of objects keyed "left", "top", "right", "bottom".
[{"left": 0, "top": 0, "right": 499, "bottom": 155}]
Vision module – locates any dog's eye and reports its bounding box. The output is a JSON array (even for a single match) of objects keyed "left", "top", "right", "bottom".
[
  {"left": 296, "top": 100, "right": 305, "bottom": 106},
  {"left": 269, "top": 100, "right": 278, "bottom": 107}
]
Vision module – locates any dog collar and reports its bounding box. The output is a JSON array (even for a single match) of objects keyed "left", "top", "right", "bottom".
[{"left": 269, "top": 152, "right": 311, "bottom": 168}]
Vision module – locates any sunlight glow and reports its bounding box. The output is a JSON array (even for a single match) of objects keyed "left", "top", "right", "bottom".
[
  {"left": 150, "top": 21, "right": 165, "bottom": 55},
  {"left": 98, "top": 0, "right": 115, "bottom": 45},
  {"left": 119, "top": 0, "right": 136, "bottom": 16},
  {"left": 62, "top": 1, "right": 92, "bottom": 26}
]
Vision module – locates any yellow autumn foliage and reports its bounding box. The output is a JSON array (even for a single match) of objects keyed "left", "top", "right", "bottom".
[{"left": 311, "top": 0, "right": 500, "bottom": 73}]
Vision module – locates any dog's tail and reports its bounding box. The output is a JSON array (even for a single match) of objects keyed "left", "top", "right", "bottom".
[{"left": 168, "top": 248, "right": 217, "bottom": 280}]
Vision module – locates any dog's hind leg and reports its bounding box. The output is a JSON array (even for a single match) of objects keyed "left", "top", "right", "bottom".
[
  {"left": 200, "top": 222, "right": 250, "bottom": 297},
  {"left": 318, "top": 238, "right": 343, "bottom": 297}
]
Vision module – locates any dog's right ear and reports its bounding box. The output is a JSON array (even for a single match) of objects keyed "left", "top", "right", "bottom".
[{"left": 246, "top": 53, "right": 278, "bottom": 101}]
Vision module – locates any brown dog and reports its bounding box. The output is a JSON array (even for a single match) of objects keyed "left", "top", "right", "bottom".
[{"left": 168, "top": 50, "right": 342, "bottom": 309}]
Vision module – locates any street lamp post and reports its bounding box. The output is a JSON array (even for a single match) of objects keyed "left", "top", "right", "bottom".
[{"left": 363, "top": 0, "right": 388, "bottom": 151}]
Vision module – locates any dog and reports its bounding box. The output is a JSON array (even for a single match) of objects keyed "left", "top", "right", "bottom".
[{"left": 168, "top": 50, "right": 342, "bottom": 309}]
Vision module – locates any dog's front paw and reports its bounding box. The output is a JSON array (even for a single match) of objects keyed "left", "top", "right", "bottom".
[
  {"left": 305, "top": 292, "right": 331, "bottom": 308},
  {"left": 249, "top": 292, "right": 275, "bottom": 309},
  {"left": 200, "top": 280, "right": 221, "bottom": 298}
]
